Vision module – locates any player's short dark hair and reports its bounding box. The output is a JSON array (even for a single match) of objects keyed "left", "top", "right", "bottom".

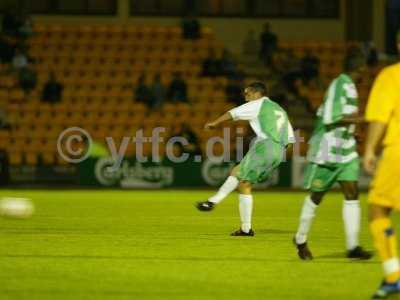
[
  {"left": 247, "top": 81, "right": 267, "bottom": 96},
  {"left": 343, "top": 47, "right": 366, "bottom": 72}
]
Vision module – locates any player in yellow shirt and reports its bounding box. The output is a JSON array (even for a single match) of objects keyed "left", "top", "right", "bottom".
[{"left": 364, "top": 33, "right": 400, "bottom": 299}]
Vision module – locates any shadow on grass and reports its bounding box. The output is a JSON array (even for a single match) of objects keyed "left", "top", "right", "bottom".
[
  {"left": 255, "top": 229, "right": 294, "bottom": 235},
  {"left": 315, "top": 252, "right": 378, "bottom": 264}
]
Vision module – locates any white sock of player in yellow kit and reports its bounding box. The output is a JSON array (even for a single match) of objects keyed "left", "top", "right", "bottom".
[
  {"left": 239, "top": 194, "right": 253, "bottom": 233},
  {"left": 208, "top": 176, "right": 239, "bottom": 204},
  {"left": 343, "top": 200, "right": 360, "bottom": 250}
]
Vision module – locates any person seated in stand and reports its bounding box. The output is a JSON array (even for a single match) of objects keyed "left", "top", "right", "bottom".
[
  {"left": 167, "top": 72, "right": 188, "bottom": 102},
  {"left": 181, "top": 13, "right": 201, "bottom": 40},
  {"left": 225, "top": 78, "right": 244, "bottom": 106},
  {"left": 12, "top": 48, "right": 28, "bottom": 71},
  {"left": 300, "top": 50, "right": 320, "bottom": 85},
  {"left": 172, "top": 122, "right": 201, "bottom": 156},
  {"left": 259, "top": 22, "right": 278, "bottom": 67},
  {"left": 202, "top": 49, "right": 221, "bottom": 77},
  {"left": 41, "top": 72, "right": 63, "bottom": 103},
  {"left": 134, "top": 74, "right": 152, "bottom": 106},
  {"left": 149, "top": 73, "right": 166, "bottom": 109}
]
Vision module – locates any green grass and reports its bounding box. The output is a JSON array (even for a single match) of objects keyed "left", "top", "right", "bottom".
[{"left": 0, "top": 190, "right": 391, "bottom": 299}]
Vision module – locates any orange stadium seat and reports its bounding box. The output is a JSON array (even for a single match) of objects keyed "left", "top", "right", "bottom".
[{"left": 8, "top": 149, "right": 23, "bottom": 165}]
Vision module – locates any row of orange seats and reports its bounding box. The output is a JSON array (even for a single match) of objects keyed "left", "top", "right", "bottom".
[
  {"left": 33, "top": 53, "right": 213, "bottom": 63},
  {"left": 33, "top": 24, "right": 214, "bottom": 40},
  {"left": 35, "top": 66, "right": 203, "bottom": 78},
  {"left": 29, "top": 38, "right": 222, "bottom": 48},
  {"left": 8, "top": 152, "right": 66, "bottom": 166}
]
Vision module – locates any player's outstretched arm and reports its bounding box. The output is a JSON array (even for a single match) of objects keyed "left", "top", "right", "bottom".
[
  {"left": 204, "top": 112, "right": 233, "bottom": 130},
  {"left": 326, "top": 113, "right": 364, "bottom": 130},
  {"left": 363, "top": 121, "right": 387, "bottom": 174},
  {"left": 339, "top": 113, "right": 364, "bottom": 125}
]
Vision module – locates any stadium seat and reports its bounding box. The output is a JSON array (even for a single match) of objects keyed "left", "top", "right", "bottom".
[{"left": 9, "top": 151, "right": 23, "bottom": 166}]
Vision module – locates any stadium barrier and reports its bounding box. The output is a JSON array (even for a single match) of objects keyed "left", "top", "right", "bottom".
[
  {"left": 4, "top": 157, "right": 372, "bottom": 189},
  {"left": 79, "top": 157, "right": 292, "bottom": 188},
  {"left": 3, "top": 157, "right": 293, "bottom": 188}
]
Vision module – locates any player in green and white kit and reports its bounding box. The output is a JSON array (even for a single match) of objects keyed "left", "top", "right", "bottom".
[
  {"left": 196, "top": 82, "right": 295, "bottom": 236},
  {"left": 293, "top": 51, "right": 372, "bottom": 260}
]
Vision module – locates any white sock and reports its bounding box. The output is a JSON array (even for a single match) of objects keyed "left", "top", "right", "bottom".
[
  {"left": 343, "top": 200, "right": 360, "bottom": 250},
  {"left": 295, "top": 196, "right": 318, "bottom": 244},
  {"left": 208, "top": 176, "right": 239, "bottom": 204},
  {"left": 239, "top": 194, "right": 253, "bottom": 233},
  {"left": 383, "top": 258, "right": 400, "bottom": 277}
]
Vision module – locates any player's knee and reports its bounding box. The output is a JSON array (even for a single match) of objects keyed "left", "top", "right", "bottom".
[
  {"left": 368, "top": 204, "right": 391, "bottom": 222},
  {"left": 230, "top": 165, "right": 239, "bottom": 177},
  {"left": 344, "top": 188, "right": 358, "bottom": 200},
  {"left": 310, "top": 192, "right": 324, "bottom": 205},
  {"left": 340, "top": 182, "right": 359, "bottom": 200},
  {"left": 238, "top": 181, "right": 252, "bottom": 194}
]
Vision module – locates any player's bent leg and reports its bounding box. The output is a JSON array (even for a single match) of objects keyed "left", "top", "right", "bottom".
[
  {"left": 369, "top": 204, "right": 400, "bottom": 298},
  {"left": 294, "top": 162, "right": 337, "bottom": 259},
  {"left": 196, "top": 165, "right": 240, "bottom": 212},
  {"left": 231, "top": 181, "right": 254, "bottom": 236},
  {"left": 230, "top": 139, "right": 283, "bottom": 236},
  {"left": 339, "top": 181, "right": 372, "bottom": 260},
  {"left": 293, "top": 191, "right": 325, "bottom": 260}
]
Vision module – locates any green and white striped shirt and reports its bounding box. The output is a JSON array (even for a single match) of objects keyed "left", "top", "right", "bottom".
[
  {"left": 307, "top": 74, "right": 359, "bottom": 165},
  {"left": 229, "top": 97, "right": 295, "bottom": 146}
]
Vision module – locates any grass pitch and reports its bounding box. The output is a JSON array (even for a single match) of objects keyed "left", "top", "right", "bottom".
[{"left": 0, "top": 190, "right": 390, "bottom": 299}]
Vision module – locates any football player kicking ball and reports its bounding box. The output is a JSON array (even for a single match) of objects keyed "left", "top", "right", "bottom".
[
  {"left": 293, "top": 51, "right": 372, "bottom": 260},
  {"left": 196, "top": 82, "right": 295, "bottom": 236}
]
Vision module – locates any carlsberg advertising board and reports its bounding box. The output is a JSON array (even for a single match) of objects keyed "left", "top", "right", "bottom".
[{"left": 79, "top": 157, "right": 292, "bottom": 188}]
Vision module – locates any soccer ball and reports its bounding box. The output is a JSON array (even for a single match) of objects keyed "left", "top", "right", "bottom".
[{"left": 0, "top": 197, "right": 34, "bottom": 219}]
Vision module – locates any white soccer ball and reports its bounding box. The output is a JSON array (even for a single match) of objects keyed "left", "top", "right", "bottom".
[{"left": 0, "top": 197, "right": 34, "bottom": 219}]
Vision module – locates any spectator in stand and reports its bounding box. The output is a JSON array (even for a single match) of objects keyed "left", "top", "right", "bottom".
[
  {"left": 173, "top": 122, "right": 201, "bottom": 156},
  {"left": 281, "top": 49, "right": 302, "bottom": 96},
  {"left": 364, "top": 41, "right": 379, "bottom": 67},
  {"left": 386, "top": 0, "right": 400, "bottom": 55},
  {"left": 181, "top": 13, "right": 201, "bottom": 40},
  {"left": 242, "top": 29, "right": 258, "bottom": 56},
  {"left": 18, "top": 66, "right": 37, "bottom": 94},
  {"left": 167, "top": 72, "right": 188, "bottom": 102},
  {"left": 12, "top": 48, "right": 28, "bottom": 71},
  {"left": 202, "top": 49, "right": 221, "bottom": 77},
  {"left": 259, "top": 22, "right": 278, "bottom": 67},
  {"left": 18, "top": 15, "right": 34, "bottom": 40},
  {"left": 2, "top": 7, "right": 19, "bottom": 36},
  {"left": 0, "top": 34, "right": 15, "bottom": 63},
  {"left": 134, "top": 74, "right": 152, "bottom": 105},
  {"left": 300, "top": 50, "right": 320, "bottom": 84},
  {"left": 41, "top": 72, "right": 63, "bottom": 103},
  {"left": 269, "top": 80, "right": 289, "bottom": 109},
  {"left": 0, "top": 106, "right": 11, "bottom": 130},
  {"left": 225, "top": 78, "right": 244, "bottom": 106},
  {"left": 219, "top": 49, "right": 239, "bottom": 78},
  {"left": 149, "top": 73, "right": 166, "bottom": 109}
]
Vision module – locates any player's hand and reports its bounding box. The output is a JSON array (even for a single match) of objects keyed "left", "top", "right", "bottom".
[
  {"left": 354, "top": 132, "right": 364, "bottom": 143},
  {"left": 363, "top": 150, "right": 377, "bottom": 175},
  {"left": 204, "top": 122, "right": 217, "bottom": 130}
]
